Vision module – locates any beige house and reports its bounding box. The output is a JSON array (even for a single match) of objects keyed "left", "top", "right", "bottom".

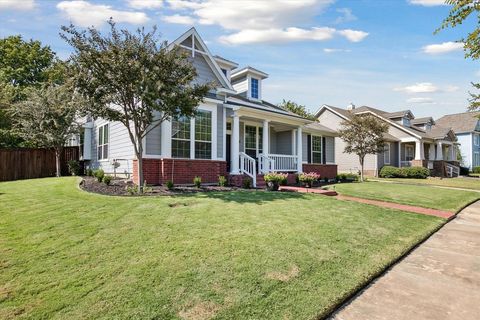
[{"left": 315, "top": 104, "right": 460, "bottom": 177}]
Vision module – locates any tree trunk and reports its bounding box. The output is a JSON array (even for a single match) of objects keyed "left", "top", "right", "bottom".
[
  {"left": 55, "top": 147, "right": 63, "bottom": 177},
  {"left": 136, "top": 143, "right": 144, "bottom": 193},
  {"left": 359, "top": 157, "right": 364, "bottom": 182}
]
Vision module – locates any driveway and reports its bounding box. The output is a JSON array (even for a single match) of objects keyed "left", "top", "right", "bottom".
[{"left": 330, "top": 200, "right": 480, "bottom": 320}]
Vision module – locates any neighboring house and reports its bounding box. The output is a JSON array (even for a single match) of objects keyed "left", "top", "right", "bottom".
[
  {"left": 78, "top": 28, "right": 338, "bottom": 187},
  {"left": 315, "top": 104, "right": 460, "bottom": 177},
  {"left": 435, "top": 112, "right": 480, "bottom": 170}
]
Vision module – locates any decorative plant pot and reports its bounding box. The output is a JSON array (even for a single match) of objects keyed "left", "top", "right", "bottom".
[{"left": 266, "top": 181, "right": 279, "bottom": 191}]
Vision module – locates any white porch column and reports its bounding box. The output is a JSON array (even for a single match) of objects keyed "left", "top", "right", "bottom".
[
  {"left": 429, "top": 143, "right": 435, "bottom": 160},
  {"left": 262, "top": 120, "right": 269, "bottom": 156},
  {"left": 436, "top": 141, "right": 443, "bottom": 160},
  {"left": 296, "top": 126, "right": 303, "bottom": 173},
  {"left": 230, "top": 113, "right": 240, "bottom": 174},
  {"left": 414, "top": 140, "right": 424, "bottom": 160},
  {"left": 449, "top": 145, "right": 454, "bottom": 161}
]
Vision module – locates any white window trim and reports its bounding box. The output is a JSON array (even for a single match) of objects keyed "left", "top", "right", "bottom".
[
  {"left": 97, "top": 123, "right": 109, "bottom": 161},
  {"left": 311, "top": 135, "right": 323, "bottom": 164},
  {"left": 194, "top": 110, "right": 213, "bottom": 160},
  {"left": 474, "top": 133, "right": 480, "bottom": 147},
  {"left": 384, "top": 142, "right": 391, "bottom": 165},
  {"left": 171, "top": 116, "right": 192, "bottom": 159},
  {"left": 243, "top": 123, "right": 263, "bottom": 157}
]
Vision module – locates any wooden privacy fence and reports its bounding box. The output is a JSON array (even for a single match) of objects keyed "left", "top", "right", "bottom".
[{"left": 0, "top": 147, "right": 80, "bottom": 182}]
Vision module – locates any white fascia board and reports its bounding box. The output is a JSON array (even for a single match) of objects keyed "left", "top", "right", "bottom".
[
  {"left": 231, "top": 67, "right": 268, "bottom": 80},
  {"left": 232, "top": 106, "right": 311, "bottom": 126},
  {"left": 315, "top": 105, "right": 349, "bottom": 121}
]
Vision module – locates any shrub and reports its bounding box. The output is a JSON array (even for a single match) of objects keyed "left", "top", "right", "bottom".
[
  {"left": 380, "top": 166, "right": 429, "bottom": 179},
  {"left": 67, "top": 160, "right": 81, "bottom": 176},
  {"left": 165, "top": 180, "right": 174, "bottom": 190},
  {"left": 242, "top": 177, "right": 252, "bottom": 189},
  {"left": 264, "top": 172, "right": 288, "bottom": 191},
  {"left": 142, "top": 180, "right": 153, "bottom": 193},
  {"left": 298, "top": 172, "right": 320, "bottom": 187},
  {"left": 126, "top": 184, "right": 138, "bottom": 195},
  {"left": 94, "top": 169, "right": 105, "bottom": 182},
  {"left": 102, "top": 175, "right": 112, "bottom": 185},
  {"left": 218, "top": 175, "right": 227, "bottom": 187},
  {"left": 86, "top": 168, "right": 94, "bottom": 176},
  {"left": 460, "top": 166, "right": 470, "bottom": 176},
  {"left": 473, "top": 166, "right": 480, "bottom": 174},
  {"left": 193, "top": 176, "right": 202, "bottom": 188}
]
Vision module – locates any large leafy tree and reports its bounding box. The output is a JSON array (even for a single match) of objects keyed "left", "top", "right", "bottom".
[
  {"left": 0, "top": 35, "right": 56, "bottom": 147},
  {"left": 61, "top": 21, "right": 211, "bottom": 190},
  {"left": 278, "top": 99, "right": 315, "bottom": 120},
  {"left": 12, "top": 82, "right": 82, "bottom": 177},
  {"left": 338, "top": 114, "right": 389, "bottom": 181},
  {"left": 437, "top": 0, "right": 480, "bottom": 110}
]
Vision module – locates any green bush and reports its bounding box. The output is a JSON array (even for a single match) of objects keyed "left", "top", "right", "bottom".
[
  {"left": 263, "top": 172, "right": 288, "bottom": 191},
  {"left": 126, "top": 184, "right": 138, "bottom": 195},
  {"left": 93, "top": 169, "right": 105, "bottom": 182},
  {"left": 460, "top": 166, "right": 470, "bottom": 176},
  {"left": 165, "top": 180, "right": 174, "bottom": 190},
  {"left": 380, "top": 166, "right": 429, "bottom": 179},
  {"left": 473, "top": 166, "right": 480, "bottom": 174},
  {"left": 242, "top": 177, "right": 252, "bottom": 189},
  {"left": 67, "top": 160, "right": 81, "bottom": 176},
  {"left": 218, "top": 175, "right": 227, "bottom": 187},
  {"left": 102, "top": 175, "right": 112, "bottom": 185},
  {"left": 86, "top": 168, "right": 94, "bottom": 177},
  {"left": 298, "top": 172, "right": 320, "bottom": 187},
  {"left": 193, "top": 176, "right": 202, "bottom": 188}
]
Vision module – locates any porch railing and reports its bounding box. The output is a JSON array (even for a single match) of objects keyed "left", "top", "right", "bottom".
[
  {"left": 445, "top": 163, "right": 460, "bottom": 178},
  {"left": 268, "top": 154, "right": 298, "bottom": 172},
  {"left": 259, "top": 154, "right": 275, "bottom": 174},
  {"left": 239, "top": 152, "right": 256, "bottom": 187}
]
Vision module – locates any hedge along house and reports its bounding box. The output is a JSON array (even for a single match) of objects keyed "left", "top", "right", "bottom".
[
  {"left": 78, "top": 28, "right": 338, "bottom": 187},
  {"left": 315, "top": 104, "right": 460, "bottom": 177}
]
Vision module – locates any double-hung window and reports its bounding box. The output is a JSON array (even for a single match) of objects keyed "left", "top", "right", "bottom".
[
  {"left": 474, "top": 152, "right": 480, "bottom": 167},
  {"left": 474, "top": 134, "right": 480, "bottom": 146},
  {"left": 251, "top": 78, "right": 259, "bottom": 99},
  {"left": 384, "top": 143, "right": 390, "bottom": 164},
  {"left": 405, "top": 145, "right": 414, "bottom": 161},
  {"left": 97, "top": 124, "right": 109, "bottom": 160},
  {"left": 194, "top": 110, "right": 212, "bottom": 159},
  {"left": 172, "top": 116, "right": 191, "bottom": 158},
  {"left": 312, "top": 135, "right": 322, "bottom": 164}
]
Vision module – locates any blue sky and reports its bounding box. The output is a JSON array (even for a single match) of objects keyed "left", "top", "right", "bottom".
[{"left": 0, "top": 0, "right": 477, "bottom": 118}]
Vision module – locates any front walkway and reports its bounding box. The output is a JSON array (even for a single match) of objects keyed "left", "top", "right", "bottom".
[{"left": 330, "top": 200, "right": 480, "bottom": 320}]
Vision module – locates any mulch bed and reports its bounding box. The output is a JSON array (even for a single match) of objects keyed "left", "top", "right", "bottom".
[{"left": 79, "top": 176, "right": 241, "bottom": 196}]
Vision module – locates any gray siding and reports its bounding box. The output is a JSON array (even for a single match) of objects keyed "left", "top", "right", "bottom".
[
  {"left": 217, "top": 105, "right": 224, "bottom": 158},
  {"left": 325, "top": 136, "right": 335, "bottom": 164},
  {"left": 145, "top": 125, "right": 161, "bottom": 155},
  {"left": 270, "top": 128, "right": 277, "bottom": 154},
  {"left": 239, "top": 121, "right": 245, "bottom": 152},
  {"left": 192, "top": 54, "right": 219, "bottom": 86},
  {"left": 276, "top": 131, "right": 292, "bottom": 155}
]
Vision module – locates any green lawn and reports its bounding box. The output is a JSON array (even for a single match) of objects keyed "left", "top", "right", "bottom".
[
  {"left": 0, "top": 178, "right": 444, "bottom": 320},
  {"left": 371, "top": 177, "right": 480, "bottom": 191},
  {"left": 334, "top": 181, "right": 480, "bottom": 211}
]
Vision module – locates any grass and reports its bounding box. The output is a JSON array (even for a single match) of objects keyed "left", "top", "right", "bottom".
[
  {"left": 0, "top": 178, "right": 445, "bottom": 320},
  {"left": 334, "top": 181, "right": 480, "bottom": 211},
  {"left": 370, "top": 176, "right": 480, "bottom": 191}
]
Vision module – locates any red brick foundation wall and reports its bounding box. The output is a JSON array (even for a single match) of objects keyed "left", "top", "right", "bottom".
[
  {"left": 133, "top": 158, "right": 227, "bottom": 185},
  {"left": 302, "top": 164, "right": 338, "bottom": 179}
]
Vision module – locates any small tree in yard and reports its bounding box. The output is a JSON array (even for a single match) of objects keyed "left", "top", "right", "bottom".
[
  {"left": 61, "top": 21, "right": 211, "bottom": 191},
  {"left": 338, "top": 114, "right": 389, "bottom": 182},
  {"left": 12, "top": 82, "right": 81, "bottom": 177}
]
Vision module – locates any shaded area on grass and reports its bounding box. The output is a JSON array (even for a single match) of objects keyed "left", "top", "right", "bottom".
[{"left": 0, "top": 177, "right": 443, "bottom": 320}]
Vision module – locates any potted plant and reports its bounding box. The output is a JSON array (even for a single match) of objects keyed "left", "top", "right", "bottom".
[
  {"left": 264, "top": 172, "right": 288, "bottom": 191},
  {"left": 298, "top": 172, "right": 320, "bottom": 188}
]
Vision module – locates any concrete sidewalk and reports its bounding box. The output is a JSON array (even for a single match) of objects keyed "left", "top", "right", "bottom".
[{"left": 330, "top": 200, "right": 480, "bottom": 320}]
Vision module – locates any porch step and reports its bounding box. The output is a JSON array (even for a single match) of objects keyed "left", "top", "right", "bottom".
[{"left": 256, "top": 174, "right": 266, "bottom": 188}]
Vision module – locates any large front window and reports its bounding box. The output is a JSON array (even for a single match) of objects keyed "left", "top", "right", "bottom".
[
  {"left": 312, "top": 135, "right": 322, "bottom": 164},
  {"left": 195, "top": 110, "right": 212, "bottom": 159},
  {"left": 244, "top": 125, "right": 263, "bottom": 158},
  {"left": 172, "top": 116, "right": 191, "bottom": 158},
  {"left": 251, "top": 78, "right": 259, "bottom": 99},
  {"left": 97, "top": 123, "right": 109, "bottom": 160}
]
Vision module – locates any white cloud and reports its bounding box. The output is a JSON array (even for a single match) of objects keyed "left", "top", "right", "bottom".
[
  {"left": 337, "top": 29, "right": 369, "bottom": 42},
  {"left": 57, "top": 1, "right": 149, "bottom": 27},
  {"left": 406, "top": 97, "right": 435, "bottom": 104},
  {"left": 335, "top": 8, "right": 356, "bottom": 24},
  {"left": 0, "top": 0, "right": 35, "bottom": 10},
  {"left": 161, "top": 14, "right": 195, "bottom": 24},
  {"left": 445, "top": 85, "right": 459, "bottom": 92},
  {"left": 127, "top": 0, "right": 163, "bottom": 9},
  {"left": 395, "top": 82, "right": 439, "bottom": 93},
  {"left": 219, "top": 27, "right": 336, "bottom": 45},
  {"left": 167, "top": 0, "right": 203, "bottom": 10},
  {"left": 422, "top": 41, "right": 464, "bottom": 54},
  {"left": 323, "top": 48, "right": 351, "bottom": 53},
  {"left": 408, "top": 0, "right": 447, "bottom": 6}
]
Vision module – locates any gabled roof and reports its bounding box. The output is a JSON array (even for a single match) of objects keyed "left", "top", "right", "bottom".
[
  {"left": 231, "top": 66, "right": 269, "bottom": 79},
  {"left": 304, "top": 122, "right": 338, "bottom": 136},
  {"left": 214, "top": 55, "right": 238, "bottom": 68},
  {"left": 435, "top": 111, "right": 480, "bottom": 133},
  {"left": 169, "top": 27, "right": 235, "bottom": 92},
  {"left": 411, "top": 117, "right": 434, "bottom": 125},
  {"left": 384, "top": 110, "right": 414, "bottom": 119},
  {"left": 227, "top": 95, "right": 308, "bottom": 120}
]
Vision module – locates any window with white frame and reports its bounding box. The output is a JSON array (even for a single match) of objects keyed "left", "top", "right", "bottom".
[
  {"left": 172, "top": 116, "right": 191, "bottom": 158},
  {"left": 312, "top": 135, "right": 322, "bottom": 164},
  {"left": 251, "top": 78, "right": 259, "bottom": 99},
  {"left": 97, "top": 123, "right": 109, "bottom": 160},
  {"left": 474, "top": 134, "right": 480, "bottom": 146},
  {"left": 244, "top": 125, "right": 263, "bottom": 158},
  {"left": 194, "top": 110, "right": 212, "bottom": 159},
  {"left": 474, "top": 152, "right": 480, "bottom": 167},
  {"left": 384, "top": 143, "right": 390, "bottom": 164}
]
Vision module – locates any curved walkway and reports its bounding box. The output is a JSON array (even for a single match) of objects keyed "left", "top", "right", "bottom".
[
  {"left": 330, "top": 200, "right": 480, "bottom": 320},
  {"left": 336, "top": 195, "right": 455, "bottom": 219}
]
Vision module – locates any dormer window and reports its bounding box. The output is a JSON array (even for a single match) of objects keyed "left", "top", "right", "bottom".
[
  {"left": 251, "top": 78, "right": 259, "bottom": 99},
  {"left": 403, "top": 117, "right": 411, "bottom": 127}
]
